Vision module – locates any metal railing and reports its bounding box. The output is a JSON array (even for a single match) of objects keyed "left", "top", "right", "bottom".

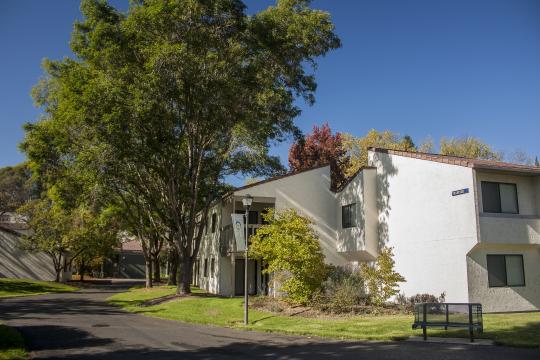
[{"left": 412, "top": 303, "right": 483, "bottom": 342}]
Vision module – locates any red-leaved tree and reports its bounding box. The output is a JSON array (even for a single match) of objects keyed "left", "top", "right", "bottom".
[{"left": 288, "top": 123, "right": 349, "bottom": 190}]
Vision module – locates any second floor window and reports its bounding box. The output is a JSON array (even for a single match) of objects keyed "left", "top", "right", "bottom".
[
  {"left": 342, "top": 203, "right": 357, "bottom": 228},
  {"left": 481, "top": 181, "right": 518, "bottom": 214}
]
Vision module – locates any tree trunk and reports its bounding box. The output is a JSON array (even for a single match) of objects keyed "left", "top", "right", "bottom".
[
  {"left": 55, "top": 268, "right": 61, "bottom": 283},
  {"left": 145, "top": 258, "right": 153, "bottom": 288},
  {"left": 153, "top": 254, "right": 161, "bottom": 283},
  {"left": 79, "top": 260, "right": 86, "bottom": 282},
  {"left": 167, "top": 248, "right": 178, "bottom": 286},
  {"left": 177, "top": 258, "right": 192, "bottom": 295}
]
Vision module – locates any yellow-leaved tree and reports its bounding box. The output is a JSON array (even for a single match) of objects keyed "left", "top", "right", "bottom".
[
  {"left": 361, "top": 247, "right": 406, "bottom": 306},
  {"left": 249, "top": 208, "right": 328, "bottom": 304},
  {"left": 341, "top": 130, "right": 417, "bottom": 177}
]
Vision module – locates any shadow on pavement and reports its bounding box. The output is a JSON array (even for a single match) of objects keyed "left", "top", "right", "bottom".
[{"left": 12, "top": 324, "right": 540, "bottom": 360}]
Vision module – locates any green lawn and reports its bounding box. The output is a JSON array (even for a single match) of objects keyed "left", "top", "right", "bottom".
[
  {"left": 0, "top": 278, "right": 77, "bottom": 298},
  {"left": 0, "top": 323, "right": 27, "bottom": 360},
  {"left": 108, "top": 286, "right": 540, "bottom": 348}
]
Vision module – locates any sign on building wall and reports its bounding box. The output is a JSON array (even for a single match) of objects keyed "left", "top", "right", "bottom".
[
  {"left": 452, "top": 188, "right": 469, "bottom": 196},
  {"left": 231, "top": 213, "right": 246, "bottom": 251}
]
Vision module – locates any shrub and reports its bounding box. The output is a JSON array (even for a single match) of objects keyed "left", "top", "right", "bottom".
[
  {"left": 312, "top": 265, "right": 368, "bottom": 313},
  {"left": 249, "top": 208, "right": 328, "bottom": 305},
  {"left": 397, "top": 292, "right": 446, "bottom": 311},
  {"left": 360, "top": 247, "right": 406, "bottom": 306}
]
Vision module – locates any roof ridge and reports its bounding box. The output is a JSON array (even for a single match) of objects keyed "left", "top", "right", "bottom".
[{"left": 369, "top": 147, "right": 540, "bottom": 173}]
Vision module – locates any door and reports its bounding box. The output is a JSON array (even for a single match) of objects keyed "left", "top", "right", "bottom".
[
  {"left": 235, "top": 259, "right": 257, "bottom": 296},
  {"left": 234, "top": 260, "right": 245, "bottom": 296}
]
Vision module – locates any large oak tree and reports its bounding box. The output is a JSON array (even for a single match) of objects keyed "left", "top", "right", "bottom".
[{"left": 22, "top": 0, "right": 340, "bottom": 293}]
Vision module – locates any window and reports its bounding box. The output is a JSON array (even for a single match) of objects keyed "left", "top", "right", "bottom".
[
  {"left": 481, "top": 182, "right": 518, "bottom": 214},
  {"left": 248, "top": 211, "right": 259, "bottom": 225},
  {"left": 203, "top": 258, "right": 208, "bottom": 277},
  {"left": 341, "top": 203, "right": 357, "bottom": 228},
  {"left": 210, "top": 258, "right": 215, "bottom": 275},
  {"left": 487, "top": 255, "right": 525, "bottom": 287},
  {"left": 211, "top": 213, "right": 217, "bottom": 233}
]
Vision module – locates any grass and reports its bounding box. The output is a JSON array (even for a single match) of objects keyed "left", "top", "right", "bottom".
[
  {"left": 0, "top": 278, "right": 77, "bottom": 298},
  {"left": 0, "top": 323, "right": 27, "bottom": 360},
  {"left": 108, "top": 286, "right": 540, "bottom": 348}
]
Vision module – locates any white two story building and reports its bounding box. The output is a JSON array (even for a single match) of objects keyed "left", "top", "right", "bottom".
[{"left": 195, "top": 148, "right": 540, "bottom": 312}]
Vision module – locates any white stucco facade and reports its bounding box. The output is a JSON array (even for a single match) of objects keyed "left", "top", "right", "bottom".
[{"left": 195, "top": 148, "right": 540, "bottom": 312}]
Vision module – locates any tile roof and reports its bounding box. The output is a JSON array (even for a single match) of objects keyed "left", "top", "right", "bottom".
[{"left": 370, "top": 148, "right": 540, "bottom": 174}]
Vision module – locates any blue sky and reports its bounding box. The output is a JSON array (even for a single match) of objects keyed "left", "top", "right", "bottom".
[{"left": 1, "top": 0, "right": 539, "bottom": 182}]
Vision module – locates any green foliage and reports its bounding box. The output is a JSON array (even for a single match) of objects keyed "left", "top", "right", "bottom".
[
  {"left": 0, "top": 278, "right": 76, "bottom": 298},
  {"left": 439, "top": 136, "right": 501, "bottom": 160},
  {"left": 341, "top": 130, "right": 418, "bottom": 177},
  {"left": 0, "top": 323, "right": 27, "bottom": 360},
  {"left": 360, "top": 247, "right": 406, "bottom": 306},
  {"left": 0, "top": 163, "right": 34, "bottom": 215},
  {"left": 312, "top": 265, "right": 367, "bottom": 313},
  {"left": 22, "top": 0, "right": 340, "bottom": 292},
  {"left": 17, "top": 196, "right": 119, "bottom": 282},
  {"left": 249, "top": 208, "right": 328, "bottom": 304}
]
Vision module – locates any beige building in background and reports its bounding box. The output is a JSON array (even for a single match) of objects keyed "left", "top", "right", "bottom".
[{"left": 195, "top": 148, "right": 540, "bottom": 312}]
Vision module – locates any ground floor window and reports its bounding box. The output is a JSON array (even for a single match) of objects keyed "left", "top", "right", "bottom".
[
  {"left": 210, "top": 258, "right": 215, "bottom": 276},
  {"left": 487, "top": 254, "right": 525, "bottom": 287},
  {"left": 203, "top": 258, "right": 208, "bottom": 277}
]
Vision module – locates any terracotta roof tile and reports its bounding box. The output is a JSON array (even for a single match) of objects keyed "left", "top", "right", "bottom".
[{"left": 370, "top": 148, "right": 540, "bottom": 174}]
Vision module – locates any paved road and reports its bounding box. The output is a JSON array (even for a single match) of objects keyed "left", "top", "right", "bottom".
[{"left": 0, "top": 288, "right": 538, "bottom": 359}]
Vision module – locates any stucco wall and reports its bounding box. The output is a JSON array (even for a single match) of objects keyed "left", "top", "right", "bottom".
[
  {"left": 0, "top": 229, "right": 56, "bottom": 281},
  {"left": 479, "top": 215, "right": 540, "bottom": 245},
  {"left": 467, "top": 244, "right": 540, "bottom": 312},
  {"left": 235, "top": 166, "right": 351, "bottom": 266},
  {"left": 476, "top": 171, "right": 538, "bottom": 216},
  {"left": 369, "top": 150, "right": 478, "bottom": 302},
  {"left": 336, "top": 168, "right": 378, "bottom": 261}
]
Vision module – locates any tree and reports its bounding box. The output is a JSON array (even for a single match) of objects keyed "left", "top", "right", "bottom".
[
  {"left": 360, "top": 247, "right": 405, "bottom": 306},
  {"left": 439, "top": 136, "right": 501, "bottom": 160},
  {"left": 18, "top": 198, "right": 71, "bottom": 282},
  {"left": 0, "top": 164, "right": 34, "bottom": 217},
  {"left": 23, "top": 0, "right": 340, "bottom": 294},
  {"left": 288, "top": 123, "right": 349, "bottom": 189},
  {"left": 18, "top": 196, "right": 119, "bottom": 282},
  {"left": 341, "top": 130, "right": 417, "bottom": 177},
  {"left": 249, "top": 208, "right": 328, "bottom": 304},
  {"left": 536, "top": 157, "right": 540, "bottom": 167}
]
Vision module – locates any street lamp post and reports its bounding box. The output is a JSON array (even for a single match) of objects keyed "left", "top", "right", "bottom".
[{"left": 242, "top": 194, "right": 253, "bottom": 326}]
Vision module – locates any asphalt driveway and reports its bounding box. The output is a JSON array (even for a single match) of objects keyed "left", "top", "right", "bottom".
[{"left": 0, "top": 286, "right": 538, "bottom": 359}]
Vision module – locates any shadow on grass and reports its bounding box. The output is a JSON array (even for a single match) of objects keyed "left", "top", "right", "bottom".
[
  {"left": 422, "top": 320, "right": 540, "bottom": 348},
  {"left": 0, "top": 279, "right": 73, "bottom": 297},
  {"left": 0, "top": 323, "right": 26, "bottom": 358}
]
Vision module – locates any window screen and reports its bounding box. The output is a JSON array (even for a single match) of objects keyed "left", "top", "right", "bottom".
[
  {"left": 499, "top": 184, "right": 518, "bottom": 214},
  {"left": 487, "top": 254, "right": 525, "bottom": 287},
  {"left": 341, "top": 203, "right": 357, "bottom": 228},
  {"left": 505, "top": 255, "right": 525, "bottom": 286},
  {"left": 481, "top": 182, "right": 518, "bottom": 214}
]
